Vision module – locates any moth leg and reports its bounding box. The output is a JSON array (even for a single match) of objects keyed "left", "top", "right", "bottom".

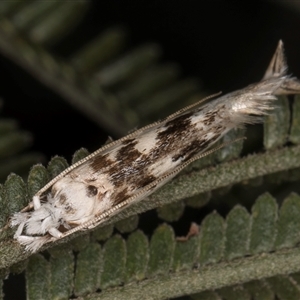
[
  {"left": 33, "top": 195, "right": 41, "bottom": 210},
  {"left": 10, "top": 212, "right": 28, "bottom": 237},
  {"left": 13, "top": 222, "right": 25, "bottom": 238},
  {"left": 17, "top": 235, "right": 50, "bottom": 253},
  {"left": 48, "top": 227, "right": 63, "bottom": 238}
]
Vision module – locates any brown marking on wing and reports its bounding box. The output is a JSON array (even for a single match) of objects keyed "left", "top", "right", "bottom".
[
  {"left": 157, "top": 112, "right": 194, "bottom": 140},
  {"left": 135, "top": 174, "right": 156, "bottom": 188},
  {"left": 214, "top": 125, "right": 224, "bottom": 133},
  {"left": 172, "top": 134, "right": 220, "bottom": 162},
  {"left": 182, "top": 139, "right": 211, "bottom": 161},
  {"left": 113, "top": 187, "right": 129, "bottom": 205},
  {"left": 96, "top": 109, "right": 223, "bottom": 191},
  {"left": 203, "top": 111, "right": 217, "bottom": 125},
  {"left": 149, "top": 112, "right": 199, "bottom": 162},
  {"left": 89, "top": 153, "right": 114, "bottom": 172},
  {"left": 116, "top": 139, "right": 139, "bottom": 161},
  {"left": 104, "top": 113, "right": 201, "bottom": 188},
  {"left": 106, "top": 138, "right": 150, "bottom": 188},
  {"left": 59, "top": 193, "right": 67, "bottom": 204}
]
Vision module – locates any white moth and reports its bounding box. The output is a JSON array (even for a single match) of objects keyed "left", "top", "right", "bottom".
[{"left": 11, "top": 41, "right": 300, "bottom": 252}]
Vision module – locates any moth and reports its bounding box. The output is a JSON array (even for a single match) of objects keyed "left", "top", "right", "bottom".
[{"left": 10, "top": 41, "right": 300, "bottom": 252}]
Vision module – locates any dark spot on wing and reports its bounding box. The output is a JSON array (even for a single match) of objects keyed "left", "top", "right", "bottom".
[
  {"left": 113, "top": 187, "right": 129, "bottom": 205},
  {"left": 104, "top": 138, "right": 150, "bottom": 188},
  {"left": 90, "top": 153, "right": 114, "bottom": 172},
  {"left": 214, "top": 125, "right": 224, "bottom": 133},
  {"left": 86, "top": 185, "right": 98, "bottom": 197},
  {"left": 151, "top": 112, "right": 199, "bottom": 162},
  {"left": 202, "top": 110, "right": 218, "bottom": 126},
  {"left": 183, "top": 139, "right": 211, "bottom": 160},
  {"left": 172, "top": 134, "right": 220, "bottom": 162},
  {"left": 135, "top": 174, "right": 156, "bottom": 188},
  {"left": 59, "top": 193, "right": 67, "bottom": 204},
  {"left": 157, "top": 112, "right": 194, "bottom": 139},
  {"left": 116, "top": 139, "right": 139, "bottom": 161}
]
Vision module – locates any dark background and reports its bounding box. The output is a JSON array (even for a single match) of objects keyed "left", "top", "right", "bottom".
[
  {"left": 2, "top": 1, "right": 300, "bottom": 299},
  {"left": 1, "top": 0, "right": 300, "bottom": 163}
]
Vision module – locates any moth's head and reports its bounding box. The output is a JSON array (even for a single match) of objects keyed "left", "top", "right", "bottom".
[
  {"left": 49, "top": 177, "right": 101, "bottom": 222},
  {"left": 46, "top": 173, "right": 116, "bottom": 224}
]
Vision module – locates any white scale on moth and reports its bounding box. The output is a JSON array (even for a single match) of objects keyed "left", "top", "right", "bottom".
[{"left": 10, "top": 41, "right": 300, "bottom": 252}]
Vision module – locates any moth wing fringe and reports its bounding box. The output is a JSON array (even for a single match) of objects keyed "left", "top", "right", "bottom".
[{"left": 230, "top": 94, "right": 277, "bottom": 126}]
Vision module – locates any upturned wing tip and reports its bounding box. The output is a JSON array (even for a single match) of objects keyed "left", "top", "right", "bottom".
[
  {"left": 262, "top": 40, "right": 287, "bottom": 80},
  {"left": 262, "top": 40, "right": 300, "bottom": 95}
]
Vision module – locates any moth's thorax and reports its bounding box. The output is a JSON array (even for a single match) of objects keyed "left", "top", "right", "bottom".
[{"left": 49, "top": 173, "right": 113, "bottom": 223}]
